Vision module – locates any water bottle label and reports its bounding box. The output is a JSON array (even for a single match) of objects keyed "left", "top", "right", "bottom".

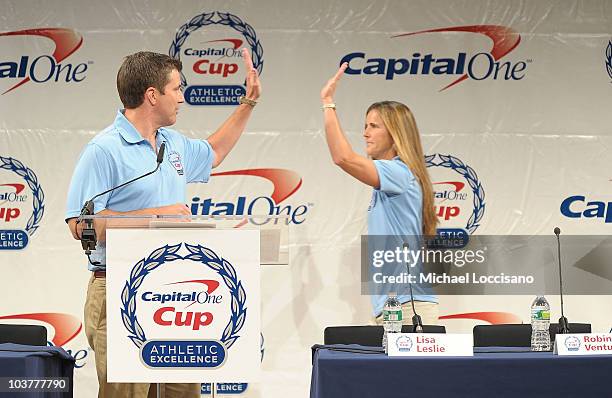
[
  {"left": 384, "top": 310, "right": 402, "bottom": 322},
  {"left": 531, "top": 309, "right": 550, "bottom": 321}
]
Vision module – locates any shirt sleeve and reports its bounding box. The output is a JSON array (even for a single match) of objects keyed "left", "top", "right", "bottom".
[
  {"left": 65, "top": 143, "right": 115, "bottom": 220},
  {"left": 373, "top": 159, "right": 416, "bottom": 195},
  {"left": 182, "top": 137, "right": 215, "bottom": 183}
]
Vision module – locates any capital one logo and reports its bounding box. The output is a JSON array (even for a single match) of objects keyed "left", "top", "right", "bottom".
[
  {"left": 433, "top": 181, "right": 468, "bottom": 221},
  {"left": 0, "top": 28, "right": 89, "bottom": 95},
  {"left": 191, "top": 168, "right": 310, "bottom": 225},
  {"left": 144, "top": 279, "right": 223, "bottom": 331},
  {"left": 0, "top": 183, "right": 27, "bottom": 220},
  {"left": 341, "top": 25, "right": 529, "bottom": 90},
  {"left": 560, "top": 195, "right": 612, "bottom": 223},
  {"left": 189, "top": 39, "right": 244, "bottom": 78}
]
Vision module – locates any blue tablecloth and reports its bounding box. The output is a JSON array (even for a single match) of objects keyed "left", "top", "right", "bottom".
[
  {"left": 310, "top": 344, "right": 612, "bottom": 398},
  {"left": 0, "top": 343, "right": 75, "bottom": 397}
]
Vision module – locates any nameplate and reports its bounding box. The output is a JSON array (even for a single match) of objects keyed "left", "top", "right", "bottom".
[
  {"left": 554, "top": 333, "right": 612, "bottom": 355},
  {"left": 387, "top": 333, "right": 473, "bottom": 357}
]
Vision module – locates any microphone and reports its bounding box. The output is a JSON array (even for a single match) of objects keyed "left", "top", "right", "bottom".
[
  {"left": 77, "top": 142, "right": 166, "bottom": 259},
  {"left": 403, "top": 243, "right": 424, "bottom": 333},
  {"left": 554, "top": 227, "right": 570, "bottom": 334},
  {"left": 156, "top": 142, "right": 166, "bottom": 164}
]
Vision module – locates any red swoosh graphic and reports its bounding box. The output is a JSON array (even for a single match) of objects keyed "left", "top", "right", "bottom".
[
  {"left": 211, "top": 168, "right": 302, "bottom": 228},
  {"left": 0, "top": 312, "right": 82, "bottom": 346},
  {"left": 166, "top": 279, "right": 220, "bottom": 294},
  {"left": 205, "top": 38, "right": 243, "bottom": 49},
  {"left": 211, "top": 168, "right": 302, "bottom": 205},
  {"left": 392, "top": 25, "right": 521, "bottom": 91},
  {"left": 439, "top": 311, "right": 522, "bottom": 325},
  {"left": 0, "top": 28, "right": 83, "bottom": 95},
  {"left": 433, "top": 181, "right": 465, "bottom": 192},
  {"left": 0, "top": 183, "right": 26, "bottom": 205},
  {"left": 0, "top": 183, "right": 25, "bottom": 194},
  {"left": 167, "top": 280, "right": 221, "bottom": 309}
]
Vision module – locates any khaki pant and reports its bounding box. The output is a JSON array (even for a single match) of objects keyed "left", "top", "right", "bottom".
[
  {"left": 85, "top": 274, "right": 201, "bottom": 398},
  {"left": 375, "top": 301, "right": 439, "bottom": 326}
]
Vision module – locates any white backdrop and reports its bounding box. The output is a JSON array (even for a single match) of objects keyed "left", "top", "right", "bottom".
[{"left": 1, "top": 0, "right": 612, "bottom": 396}]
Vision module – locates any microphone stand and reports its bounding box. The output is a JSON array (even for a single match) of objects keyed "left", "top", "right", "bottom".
[
  {"left": 76, "top": 142, "right": 166, "bottom": 262},
  {"left": 554, "top": 227, "right": 569, "bottom": 334},
  {"left": 403, "top": 243, "right": 424, "bottom": 333}
]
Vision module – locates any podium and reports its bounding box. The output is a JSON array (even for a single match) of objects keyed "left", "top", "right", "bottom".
[{"left": 80, "top": 215, "right": 288, "bottom": 394}]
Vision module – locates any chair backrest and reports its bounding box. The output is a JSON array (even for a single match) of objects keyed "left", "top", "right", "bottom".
[
  {"left": 324, "top": 325, "right": 446, "bottom": 347},
  {"left": 473, "top": 323, "right": 592, "bottom": 347},
  {"left": 0, "top": 324, "right": 47, "bottom": 346},
  {"left": 473, "top": 324, "right": 531, "bottom": 347},
  {"left": 549, "top": 323, "right": 591, "bottom": 340}
]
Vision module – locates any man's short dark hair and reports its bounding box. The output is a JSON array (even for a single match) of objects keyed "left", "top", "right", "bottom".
[{"left": 117, "top": 52, "right": 182, "bottom": 109}]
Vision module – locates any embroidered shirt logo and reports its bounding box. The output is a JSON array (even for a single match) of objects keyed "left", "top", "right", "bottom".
[{"left": 168, "top": 151, "right": 184, "bottom": 176}]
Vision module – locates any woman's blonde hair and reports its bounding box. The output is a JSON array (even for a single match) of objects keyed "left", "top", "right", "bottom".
[{"left": 366, "top": 101, "right": 438, "bottom": 236}]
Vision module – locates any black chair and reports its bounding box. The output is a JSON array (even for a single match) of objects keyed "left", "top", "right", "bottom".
[
  {"left": 473, "top": 324, "right": 531, "bottom": 347},
  {"left": 549, "top": 322, "right": 591, "bottom": 340},
  {"left": 324, "top": 325, "right": 446, "bottom": 347},
  {"left": 0, "top": 324, "right": 47, "bottom": 346},
  {"left": 473, "top": 323, "right": 592, "bottom": 347}
]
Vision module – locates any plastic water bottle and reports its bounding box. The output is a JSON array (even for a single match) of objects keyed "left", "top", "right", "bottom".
[
  {"left": 530, "top": 296, "right": 551, "bottom": 351},
  {"left": 382, "top": 293, "right": 402, "bottom": 354}
]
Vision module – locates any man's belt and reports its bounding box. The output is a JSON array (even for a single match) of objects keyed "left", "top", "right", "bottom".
[{"left": 93, "top": 270, "right": 106, "bottom": 278}]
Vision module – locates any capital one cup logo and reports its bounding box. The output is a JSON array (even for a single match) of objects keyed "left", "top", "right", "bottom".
[
  {"left": 426, "top": 154, "right": 485, "bottom": 238},
  {"left": 121, "top": 243, "right": 246, "bottom": 369},
  {"left": 170, "top": 12, "right": 263, "bottom": 106},
  {"left": 0, "top": 156, "right": 44, "bottom": 249}
]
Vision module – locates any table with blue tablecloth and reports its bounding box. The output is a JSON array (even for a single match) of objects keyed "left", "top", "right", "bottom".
[
  {"left": 0, "top": 343, "right": 75, "bottom": 397},
  {"left": 310, "top": 344, "right": 612, "bottom": 398}
]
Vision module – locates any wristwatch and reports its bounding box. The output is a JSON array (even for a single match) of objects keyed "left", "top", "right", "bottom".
[{"left": 238, "top": 96, "right": 257, "bottom": 107}]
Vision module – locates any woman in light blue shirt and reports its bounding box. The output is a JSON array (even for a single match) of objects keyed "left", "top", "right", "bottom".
[{"left": 321, "top": 63, "right": 439, "bottom": 324}]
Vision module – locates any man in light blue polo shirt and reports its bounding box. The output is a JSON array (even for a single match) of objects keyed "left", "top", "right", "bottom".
[{"left": 65, "top": 50, "right": 260, "bottom": 398}]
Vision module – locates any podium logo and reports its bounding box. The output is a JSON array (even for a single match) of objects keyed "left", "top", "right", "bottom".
[
  {"left": 426, "top": 154, "right": 484, "bottom": 236},
  {"left": 0, "top": 28, "right": 89, "bottom": 95},
  {"left": 341, "top": 25, "right": 529, "bottom": 91},
  {"left": 0, "top": 156, "right": 44, "bottom": 250},
  {"left": 122, "top": 243, "right": 246, "bottom": 369},
  {"left": 169, "top": 12, "right": 263, "bottom": 106},
  {"left": 143, "top": 279, "right": 223, "bottom": 331},
  {"left": 191, "top": 168, "right": 310, "bottom": 225}
]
